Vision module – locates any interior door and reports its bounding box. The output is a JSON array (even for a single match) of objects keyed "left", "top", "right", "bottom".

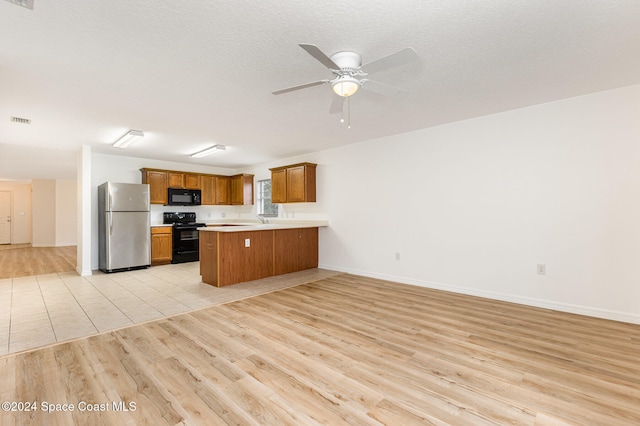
[{"left": 0, "top": 191, "right": 10, "bottom": 244}]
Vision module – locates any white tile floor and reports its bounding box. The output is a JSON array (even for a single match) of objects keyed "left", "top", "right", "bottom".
[{"left": 0, "top": 263, "right": 341, "bottom": 356}]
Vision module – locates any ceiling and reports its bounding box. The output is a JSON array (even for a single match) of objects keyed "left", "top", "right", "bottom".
[{"left": 1, "top": 0, "right": 639, "bottom": 180}]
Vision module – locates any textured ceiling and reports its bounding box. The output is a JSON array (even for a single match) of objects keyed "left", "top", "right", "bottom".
[{"left": 1, "top": 0, "right": 640, "bottom": 179}]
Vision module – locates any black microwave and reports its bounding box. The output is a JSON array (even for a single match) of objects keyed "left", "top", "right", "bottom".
[{"left": 167, "top": 188, "right": 201, "bottom": 206}]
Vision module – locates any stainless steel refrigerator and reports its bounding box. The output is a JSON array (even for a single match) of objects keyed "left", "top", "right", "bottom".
[{"left": 98, "top": 182, "right": 151, "bottom": 273}]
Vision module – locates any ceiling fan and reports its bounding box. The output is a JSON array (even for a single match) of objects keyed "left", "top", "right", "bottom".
[{"left": 272, "top": 44, "right": 418, "bottom": 126}]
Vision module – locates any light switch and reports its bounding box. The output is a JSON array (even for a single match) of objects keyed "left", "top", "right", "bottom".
[{"left": 245, "top": 238, "right": 250, "bottom": 247}]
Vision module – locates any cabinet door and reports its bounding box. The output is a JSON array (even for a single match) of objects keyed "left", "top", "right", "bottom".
[
  {"left": 199, "top": 230, "right": 219, "bottom": 286},
  {"left": 151, "top": 227, "right": 172, "bottom": 265},
  {"left": 143, "top": 170, "right": 168, "bottom": 205},
  {"left": 185, "top": 173, "right": 201, "bottom": 189},
  {"left": 231, "top": 174, "right": 254, "bottom": 205},
  {"left": 201, "top": 175, "right": 216, "bottom": 205},
  {"left": 168, "top": 172, "right": 184, "bottom": 188},
  {"left": 215, "top": 176, "right": 230, "bottom": 205},
  {"left": 231, "top": 175, "right": 242, "bottom": 205},
  {"left": 286, "top": 166, "right": 306, "bottom": 202},
  {"left": 273, "top": 227, "right": 318, "bottom": 274},
  {"left": 271, "top": 169, "right": 287, "bottom": 203}
]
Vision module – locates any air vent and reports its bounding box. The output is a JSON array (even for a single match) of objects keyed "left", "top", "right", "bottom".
[
  {"left": 10, "top": 116, "right": 31, "bottom": 124},
  {"left": 4, "top": 0, "right": 34, "bottom": 9}
]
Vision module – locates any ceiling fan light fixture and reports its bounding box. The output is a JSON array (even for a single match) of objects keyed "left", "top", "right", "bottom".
[
  {"left": 190, "top": 144, "right": 226, "bottom": 158},
  {"left": 4, "top": 0, "right": 34, "bottom": 10},
  {"left": 332, "top": 76, "right": 360, "bottom": 97},
  {"left": 112, "top": 129, "right": 144, "bottom": 149}
]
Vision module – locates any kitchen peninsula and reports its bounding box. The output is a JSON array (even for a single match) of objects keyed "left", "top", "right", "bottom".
[{"left": 199, "top": 222, "right": 326, "bottom": 287}]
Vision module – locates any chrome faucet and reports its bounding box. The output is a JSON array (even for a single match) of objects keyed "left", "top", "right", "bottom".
[{"left": 258, "top": 216, "right": 268, "bottom": 224}]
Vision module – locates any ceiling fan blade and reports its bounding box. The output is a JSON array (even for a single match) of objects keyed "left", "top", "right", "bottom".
[
  {"left": 329, "top": 95, "right": 344, "bottom": 114},
  {"left": 299, "top": 43, "right": 340, "bottom": 70},
  {"left": 272, "top": 80, "right": 328, "bottom": 95},
  {"left": 362, "top": 47, "right": 418, "bottom": 74},
  {"left": 361, "top": 80, "right": 409, "bottom": 97}
]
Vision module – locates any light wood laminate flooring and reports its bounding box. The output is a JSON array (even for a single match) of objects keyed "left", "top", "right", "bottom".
[
  {"left": 2, "top": 274, "right": 639, "bottom": 425},
  {"left": 0, "top": 245, "right": 76, "bottom": 279},
  {"left": 0, "top": 263, "right": 341, "bottom": 356}
]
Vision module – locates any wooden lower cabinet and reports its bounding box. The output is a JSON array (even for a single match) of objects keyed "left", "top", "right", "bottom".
[
  {"left": 200, "top": 227, "right": 319, "bottom": 287},
  {"left": 274, "top": 227, "right": 318, "bottom": 275},
  {"left": 151, "top": 227, "right": 172, "bottom": 265}
]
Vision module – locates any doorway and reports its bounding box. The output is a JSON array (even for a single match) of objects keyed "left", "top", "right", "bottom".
[{"left": 0, "top": 191, "right": 10, "bottom": 244}]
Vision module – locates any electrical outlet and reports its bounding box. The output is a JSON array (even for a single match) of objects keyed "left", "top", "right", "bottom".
[
  {"left": 245, "top": 238, "right": 250, "bottom": 248},
  {"left": 537, "top": 264, "right": 546, "bottom": 275},
  {"left": 395, "top": 252, "right": 400, "bottom": 261}
]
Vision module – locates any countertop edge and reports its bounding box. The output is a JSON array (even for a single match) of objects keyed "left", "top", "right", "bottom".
[{"left": 198, "top": 221, "right": 328, "bottom": 232}]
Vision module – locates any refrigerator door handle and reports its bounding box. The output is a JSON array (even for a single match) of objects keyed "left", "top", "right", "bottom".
[{"left": 109, "top": 211, "right": 113, "bottom": 235}]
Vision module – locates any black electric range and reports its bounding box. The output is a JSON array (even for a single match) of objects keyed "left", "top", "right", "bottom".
[{"left": 163, "top": 212, "right": 206, "bottom": 264}]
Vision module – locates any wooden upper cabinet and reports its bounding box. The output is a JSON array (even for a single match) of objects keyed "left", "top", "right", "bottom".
[
  {"left": 215, "top": 176, "right": 231, "bottom": 205},
  {"left": 270, "top": 163, "right": 316, "bottom": 203},
  {"left": 201, "top": 175, "right": 216, "bottom": 205},
  {"left": 142, "top": 168, "right": 241, "bottom": 205},
  {"left": 231, "top": 174, "right": 254, "bottom": 205},
  {"left": 141, "top": 169, "right": 168, "bottom": 205},
  {"left": 271, "top": 169, "right": 287, "bottom": 204},
  {"left": 287, "top": 165, "right": 309, "bottom": 202},
  {"left": 185, "top": 173, "right": 201, "bottom": 189},
  {"left": 167, "top": 172, "right": 185, "bottom": 188}
]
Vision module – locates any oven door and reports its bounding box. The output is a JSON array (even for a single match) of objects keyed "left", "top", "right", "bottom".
[{"left": 171, "top": 226, "right": 200, "bottom": 263}]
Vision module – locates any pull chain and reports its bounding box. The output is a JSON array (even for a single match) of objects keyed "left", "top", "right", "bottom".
[{"left": 338, "top": 97, "right": 352, "bottom": 129}]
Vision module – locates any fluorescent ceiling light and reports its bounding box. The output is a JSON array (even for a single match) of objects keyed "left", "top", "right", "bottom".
[
  {"left": 112, "top": 130, "right": 144, "bottom": 149},
  {"left": 4, "top": 0, "right": 34, "bottom": 9},
  {"left": 191, "top": 144, "right": 226, "bottom": 158}
]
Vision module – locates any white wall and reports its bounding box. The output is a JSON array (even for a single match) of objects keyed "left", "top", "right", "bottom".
[
  {"left": 242, "top": 84, "right": 640, "bottom": 324},
  {"left": 77, "top": 145, "right": 92, "bottom": 275},
  {"left": 0, "top": 181, "right": 32, "bottom": 244},
  {"left": 55, "top": 179, "right": 77, "bottom": 246},
  {"left": 32, "top": 179, "right": 78, "bottom": 247},
  {"left": 31, "top": 179, "right": 56, "bottom": 247}
]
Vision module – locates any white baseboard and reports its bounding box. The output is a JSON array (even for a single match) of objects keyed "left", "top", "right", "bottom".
[
  {"left": 75, "top": 265, "right": 92, "bottom": 276},
  {"left": 30, "top": 243, "right": 76, "bottom": 248},
  {"left": 318, "top": 263, "right": 640, "bottom": 325}
]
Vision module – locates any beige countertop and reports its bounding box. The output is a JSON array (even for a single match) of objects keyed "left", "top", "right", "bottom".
[{"left": 198, "top": 220, "right": 328, "bottom": 232}]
